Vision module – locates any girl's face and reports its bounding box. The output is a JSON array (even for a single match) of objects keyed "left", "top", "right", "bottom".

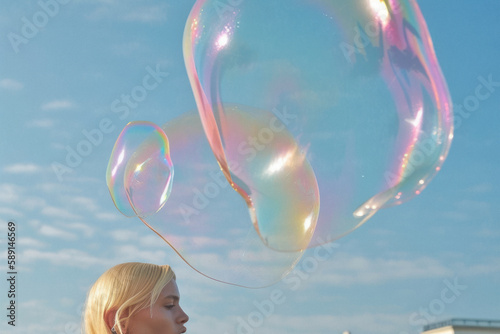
[{"left": 128, "top": 279, "right": 189, "bottom": 334}]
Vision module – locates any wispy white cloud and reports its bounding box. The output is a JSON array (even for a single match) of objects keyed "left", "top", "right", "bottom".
[
  {"left": 22, "top": 248, "right": 111, "bottom": 268},
  {"left": 29, "top": 219, "right": 42, "bottom": 228},
  {"left": 70, "top": 196, "right": 100, "bottom": 212},
  {"left": 466, "top": 182, "right": 493, "bottom": 193},
  {"left": 148, "top": 234, "right": 231, "bottom": 250},
  {"left": 462, "top": 259, "right": 500, "bottom": 276},
  {"left": 121, "top": 5, "right": 167, "bottom": 23},
  {"left": 309, "top": 253, "right": 452, "bottom": 286},
  {"left": 3, "top": 163, "right": 42, "bottom": 174},
  {"left": 0, "top": 78, "right": 23, "bottom": 90},
  {"left": 455, "top": 199, "right": 491, "bottom": 211},
  {"left": 59, "top": 297, "right": 77, "bottom": 308},
  {"left": 41, "top": 206, "right": 82, "bottom": 220},
  {"left": 113, "top": 244, "right": 167, "bottom": 264},
  {"left": 476, "top": 228, "right": 500, "bottom": 238},
  {"left": 87, "top": 3, "right": 167, "bottom": 23},
  {"left": 26, "top": 119, "right": 56, "bottom": 128},
  {"left": 0, "top": 183, "right": 22, "bottom": 204},
  {"left": 138, "top": 234, "right": 168, "bottom": 248},
  {"left": 13, "top": 298, "right": 85, "bottom": 334},
  {"left": 64, "top": 222, "right": 95, "bottom": 237},
  {"left": 0, "top": 207, "right": 23, "bottom": 218},
  {"left": 111, "top": 229, "right": 137, "bottom": 241},
  {"left": 111, "top": 231, "right": 172, "bottom": 248},
  {"left": 442, "top": 198, "right": 492, "bottom": 222},
  {"left": 36, "top": 182, "right": 75, "bottom": 194},
  {"left": 441, "top": 211, "right": 469, "bottom": 222},
  {"left": 21, "top": 196, "right": 47, "bottom": 211},
  {"left": 41, "top": 99, "right": 76, "bottom": 111},
  {"left": 39, "top": 225, "right": 78, "bottom": 240},
  {"left": 95, "top": 212, "right": 121, "bottom": 221},
  {"left": 19, "top": 237, "right": 47, "bottom": 248}
]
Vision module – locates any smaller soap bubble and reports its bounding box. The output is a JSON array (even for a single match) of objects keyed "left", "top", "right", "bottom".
[{"left": 106, "top": 121, "right": 173, "bottom": 218}]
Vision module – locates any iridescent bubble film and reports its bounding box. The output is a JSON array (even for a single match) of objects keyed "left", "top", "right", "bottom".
[
  {"left": 138, "top": 110, "right": 306, "bottom": 287},
  {"left": 106, "top": 121, "right": 173, "bottom": 218},
  {"left": 183, "top": 0, "right": 453, "bottom": 248},
  {"left": 206, "top": 104, "right": 319, "bottom": 251}
]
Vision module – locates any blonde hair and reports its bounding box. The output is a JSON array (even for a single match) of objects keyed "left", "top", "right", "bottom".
[{"left": 84, "top": 262, "right": 176, "bottom": 334}]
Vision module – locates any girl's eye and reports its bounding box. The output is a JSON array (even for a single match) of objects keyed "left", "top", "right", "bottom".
[{"left": 165, "top": 305, "right": 175, "bottom": 309}]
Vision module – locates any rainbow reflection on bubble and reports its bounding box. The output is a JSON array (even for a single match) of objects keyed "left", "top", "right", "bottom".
[
  {"left": 207, "top": 104, "right": 320, "bottom": 252},
  {"left": 183, "top": 0, "right": 453, "bottom": 249},
  {"left": 106, "top": 121, "right": 173, "bottom": 218}
]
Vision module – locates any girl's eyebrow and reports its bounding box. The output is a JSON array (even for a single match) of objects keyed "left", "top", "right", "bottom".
[{"left": 163, "top": 295, "right": 180, "bottom": 301}]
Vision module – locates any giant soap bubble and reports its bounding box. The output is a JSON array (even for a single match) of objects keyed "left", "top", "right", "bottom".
[{"left": 183, "top": 0, "right": 453, "bottom": 250}]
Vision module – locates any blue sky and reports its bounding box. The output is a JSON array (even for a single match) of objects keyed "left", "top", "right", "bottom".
[{"left": 1, "top": 1, "right": 499, "bottom": 333}]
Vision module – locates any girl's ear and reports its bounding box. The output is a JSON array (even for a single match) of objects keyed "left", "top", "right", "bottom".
[{"left": 104, "top": 309, "right": 117, "bottom": 331}]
